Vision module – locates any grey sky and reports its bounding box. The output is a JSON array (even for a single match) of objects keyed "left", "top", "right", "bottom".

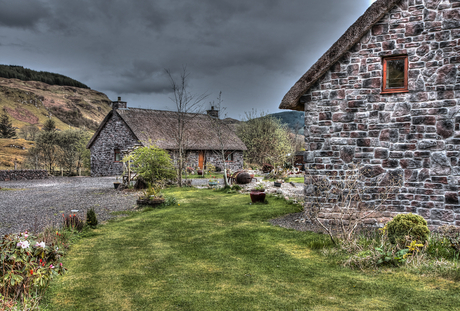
[{"left": 0, "top": 0, "right": 373, "bottom": 119}]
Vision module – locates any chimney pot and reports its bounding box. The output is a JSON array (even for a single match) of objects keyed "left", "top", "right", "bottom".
[{"left": 118, "top": 96, "right": 121, "bottom": 101}]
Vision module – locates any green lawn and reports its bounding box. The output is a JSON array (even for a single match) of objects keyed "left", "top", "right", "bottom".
[{"left": 44, "top": 188, "right": 460, "bottom": 310}]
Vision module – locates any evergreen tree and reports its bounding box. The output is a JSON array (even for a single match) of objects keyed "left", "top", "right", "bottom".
[
  {"left": 43, "top": 118, "right": 56, "bottom": 132},
  {"left": 0, "top": 109, "right": 16, "bottom": 138}
]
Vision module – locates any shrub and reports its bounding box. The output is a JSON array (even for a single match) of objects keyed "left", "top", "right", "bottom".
[
  {"left": 231, "top": 185, "right": 242, "bottom": 191},
  {"left": 63, "top": 214, "right": 84, "bottom": 231},
  {"left": 86, "top": 208, "right": 98, "bottom": 228},
  {"left": 0, "top": 231, "right": 66, "bottom": 306},
  {"left": 162, "top": 196, "right": 178, "bottom": 207},
  {"left": 387, "top": 213, "right": 430, "bottom": 245},
  {"left": 262, "top": 163, "right": 274, "bottom": 173},
  {"left": 215, "top": 166, "right": 222, "bottom": 172}
]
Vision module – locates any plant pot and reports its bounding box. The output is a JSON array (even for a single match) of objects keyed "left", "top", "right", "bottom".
[
  {"left": 274, "top": 182, "right": 282, "bottom": 187},
  {"left": 197, "top": 170, "right": 203, "bottom": 175},
  {"left": 250, "top": 191, "right": 266, "bottom": 203},
  {"left": 209, "top": 181, "right": 217, "bottom": 187},
  {"left": 114, "top": 182, "right": 121, "bottom": 189}
]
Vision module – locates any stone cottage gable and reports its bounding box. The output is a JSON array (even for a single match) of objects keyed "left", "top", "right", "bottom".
[
  {"left": 280, "top": 0, "right": 460, "bottom": 227},
  {"left": 88, "top": 110, "right": 139, "bottom": 176}
]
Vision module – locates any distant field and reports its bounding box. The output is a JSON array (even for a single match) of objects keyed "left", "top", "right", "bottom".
[{"left": 0, "top": 138, "right": 34, "bottom": 170}]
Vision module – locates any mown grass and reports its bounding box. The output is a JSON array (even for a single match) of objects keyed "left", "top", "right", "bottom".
[{"left": 43, "top": 188, "right": 460, "bottom": 310}]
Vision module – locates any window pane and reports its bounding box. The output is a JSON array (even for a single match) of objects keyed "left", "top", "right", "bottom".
[{"left": 386, "top": 59, "right": 405, "bottom": 88}]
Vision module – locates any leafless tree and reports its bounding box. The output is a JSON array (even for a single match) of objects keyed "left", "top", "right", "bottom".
[
  {"left": 305, "top": 164, "right": 402, "bottom": 245},
  {"left": 165, "top": 67, "right": 208, "bottom": 187},
  {"left": 207, "top": 92, "right": 238, "bottom": 187}
]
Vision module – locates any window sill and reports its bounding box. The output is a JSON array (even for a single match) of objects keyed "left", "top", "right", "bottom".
[{"left": 380, "top": 90, "right": 409, "bottom": 94}]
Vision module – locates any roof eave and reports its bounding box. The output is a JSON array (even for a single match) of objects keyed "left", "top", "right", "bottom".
[{"left": 279, "top": 0, "right": 401, "bottom": 111}]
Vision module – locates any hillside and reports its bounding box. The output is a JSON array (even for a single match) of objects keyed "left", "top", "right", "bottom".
[
  {"left": 0, "top": 65, "right": 89, "bottom": 89},
  {"left": 269, "top": 111, "right": 304, "bottom": 135},
  {"left": 0, "top": 78, "right": 111, "bottom": 132}
]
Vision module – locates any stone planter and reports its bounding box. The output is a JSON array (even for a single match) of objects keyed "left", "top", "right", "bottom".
[
  {"left": 136, "top": 197, "right": 165, "bottom": 207},
  {"left": 250, "top": 191, "right": 266, "bottom": 203}
]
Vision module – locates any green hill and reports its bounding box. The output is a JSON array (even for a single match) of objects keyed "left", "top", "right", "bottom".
[
  {"left": 0, "top": 65, "right": 89, "bottom": 89},
  {"left": 268, "top": 111, "right": 304, "bottom": 135}
]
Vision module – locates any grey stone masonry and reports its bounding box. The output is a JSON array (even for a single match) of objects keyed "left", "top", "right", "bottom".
[
  {"left": 302, "top": 0, "right": 460, "bottom": 228},
  {"left": 90, "top": 111, "right": 139, "bottom": 177},
  {"left": 0, "top": 170, "right": 49, "bottom": 181}
]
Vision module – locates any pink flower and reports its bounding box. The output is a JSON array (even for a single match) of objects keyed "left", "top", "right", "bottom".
[
  {"left": 59, "top": 263, "right": 63, "bottom": 267},
  {"left": 49, "top": 264, "right": 54, "bottom": 269},
  {"left": 16, "top": 240, "right": 30, "bottom": 249},
  {"left": 35, "top": 241, "right": 46, "bottom": 248}
]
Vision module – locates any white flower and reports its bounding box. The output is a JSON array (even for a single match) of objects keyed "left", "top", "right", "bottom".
[
  {"left": 17, "top": 241, "right": 30, "bottom": 249},
  {"left": 35, "top": 242, "right": 46, "bottom": 248}
]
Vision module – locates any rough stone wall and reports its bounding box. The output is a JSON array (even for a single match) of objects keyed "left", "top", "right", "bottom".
[
  {"left": 0, "top": 170, "right": 49, "bottom": 181},
  {"left": 205, "top": 150, "right": 244, "bottom": 172},
  {"left": 302, "top": 0, "right": 460, "bottom": 227},
  {"left": 90, "top": 112, "right": 139, "bottom": 176}
]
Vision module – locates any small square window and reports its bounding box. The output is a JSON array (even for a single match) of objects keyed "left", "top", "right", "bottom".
[
  {"left": 225, "top": 151, "right": 233, "bottom": 162},
  {"left": 382, "top": 56, "right": 408, "bottom": 94},
  {"left": 114, "top": 149, "right": 121, "bottom": 162}
]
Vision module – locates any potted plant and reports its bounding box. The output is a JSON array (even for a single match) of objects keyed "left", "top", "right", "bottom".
[
  {"left": 250, "top": 184, "right": 266, "bottom": 203},
  {"left": 250, "top": 184, "right": 265, "bottom": 192},
  {"left": 208, "top": 179, "right": 218, "bottom": 187},
  {"left": 114, "top": 176, "right": 121, "bottom": 189},
  {"left": 136, "top": 183, "right": 165, "bottom": 207},
  {"left": 274, "top": 179, "right": 283, "bottom": 187}
]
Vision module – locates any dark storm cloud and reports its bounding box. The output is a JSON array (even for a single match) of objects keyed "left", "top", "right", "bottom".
[
  {"left": 2, "top": 0, "right": 371, "bottom": 117},
  {"left": 0, "top": 0, "right": 49, "bottom": 29}
]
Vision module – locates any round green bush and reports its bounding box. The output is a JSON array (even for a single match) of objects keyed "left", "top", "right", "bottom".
[{"left": 387, "top": 213, "right": 430, "bottom": 245}]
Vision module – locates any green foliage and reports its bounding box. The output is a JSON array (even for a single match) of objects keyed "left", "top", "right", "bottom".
[
  {"left": 43, "top": 119, "right": 56, "bottom": 132},
  {"left": 237, "top": 111, "right": 294, "bottom": 166},
  {"left": 161, "top": 196, "right": 178, "bottom": 207},
  {"left": 86, "top": 208, "right": 98, "bottom": 229},
  {"left": 0, "top": 231, "right": 67, "bottom": 306},
  {"left": 0, "top": 65, "right": 89, "bottom": 88},
  {"left": 0, "top": 109, "right": 16, "bottom": 138},
  {"left": 26, "top": 127, "right": 91, "bottom": 174},
  {"left": 387, "top": 213, "right": 430, "bottom": 245},
  {"left": 124, "top": 145, "right": 176, "bottom": 185},
  {"left": 231, "top": 185, "right": 242, "bottom": 191}
]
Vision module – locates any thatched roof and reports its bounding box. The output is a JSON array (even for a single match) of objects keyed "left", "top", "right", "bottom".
[
  {"left": 279, "top": 0, "right": 401, "bottom": 111},
  {"left": 87, "top": 108, "right": 247, "bottom": 151}
]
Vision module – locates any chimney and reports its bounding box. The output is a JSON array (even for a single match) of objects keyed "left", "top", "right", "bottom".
[
  {"left": 206, "top": 106, "right": 219, "bottom": 118},
  {"left": 112, "top": 97, "right": 127, "bottom": 110}
]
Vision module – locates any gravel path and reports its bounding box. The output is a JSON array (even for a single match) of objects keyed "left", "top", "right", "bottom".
[
  {"left": 0, "top": 176, "right": 138, "bottom": 236},
  {"left": 0, "top": 176, "right": 307, "bottom": 236}
]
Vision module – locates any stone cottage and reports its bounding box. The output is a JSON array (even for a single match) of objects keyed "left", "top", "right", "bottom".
[
  {"left": 280, "top": 0, "right": 460, "bottom": 227},
  {"left": 87, "top": 98, "right": 247, "bottom": 176}
]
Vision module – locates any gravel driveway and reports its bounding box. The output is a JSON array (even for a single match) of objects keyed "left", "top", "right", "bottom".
[{"left": 0, "top": 177, "right": 138, "bottom": 236}]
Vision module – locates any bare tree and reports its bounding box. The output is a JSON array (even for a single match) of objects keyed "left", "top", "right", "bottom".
[
  {"left": 304, "top": 164, "right": 403, "bottom": 245},
  {"left": 207, "top": 92, "right": 238, "bottom": 188},
  {"left": 165, "top": 67, "right": 208, "bottom": 187}
]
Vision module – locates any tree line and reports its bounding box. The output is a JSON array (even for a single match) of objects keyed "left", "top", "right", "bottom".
[
  {"left": 0, "top": 65, "right": 89, "bottom": 89},
  {"left": 26, "top": 119, "right": 91, "bottom": 175}
]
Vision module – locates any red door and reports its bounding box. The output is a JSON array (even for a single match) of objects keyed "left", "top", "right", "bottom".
[{"left": 198, "top": 151, "right": 204, "bottom": 169}]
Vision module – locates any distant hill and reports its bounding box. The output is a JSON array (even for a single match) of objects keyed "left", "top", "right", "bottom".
[
  {"left": 268, "top": 111, "right": 304, "bottom": 135},
  {"left": 0, "top": 65, "right": 89, "bottom": 89},
  {"left": 0, "top": 78, "right": 111, "bottom": 131}
]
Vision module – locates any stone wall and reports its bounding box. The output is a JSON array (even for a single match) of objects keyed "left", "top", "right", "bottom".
[
  {"left": 205, "top": 150, "right": 244, "bottom": 172},
  {"left": 0, "top": 170, "right": 49, "bottom": 181},
  {"left": 90, "top": 111, "right": 139, "bottom": 176},
  {"left": 302, "top": 0, "right": 460, "bottom": 227}
]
